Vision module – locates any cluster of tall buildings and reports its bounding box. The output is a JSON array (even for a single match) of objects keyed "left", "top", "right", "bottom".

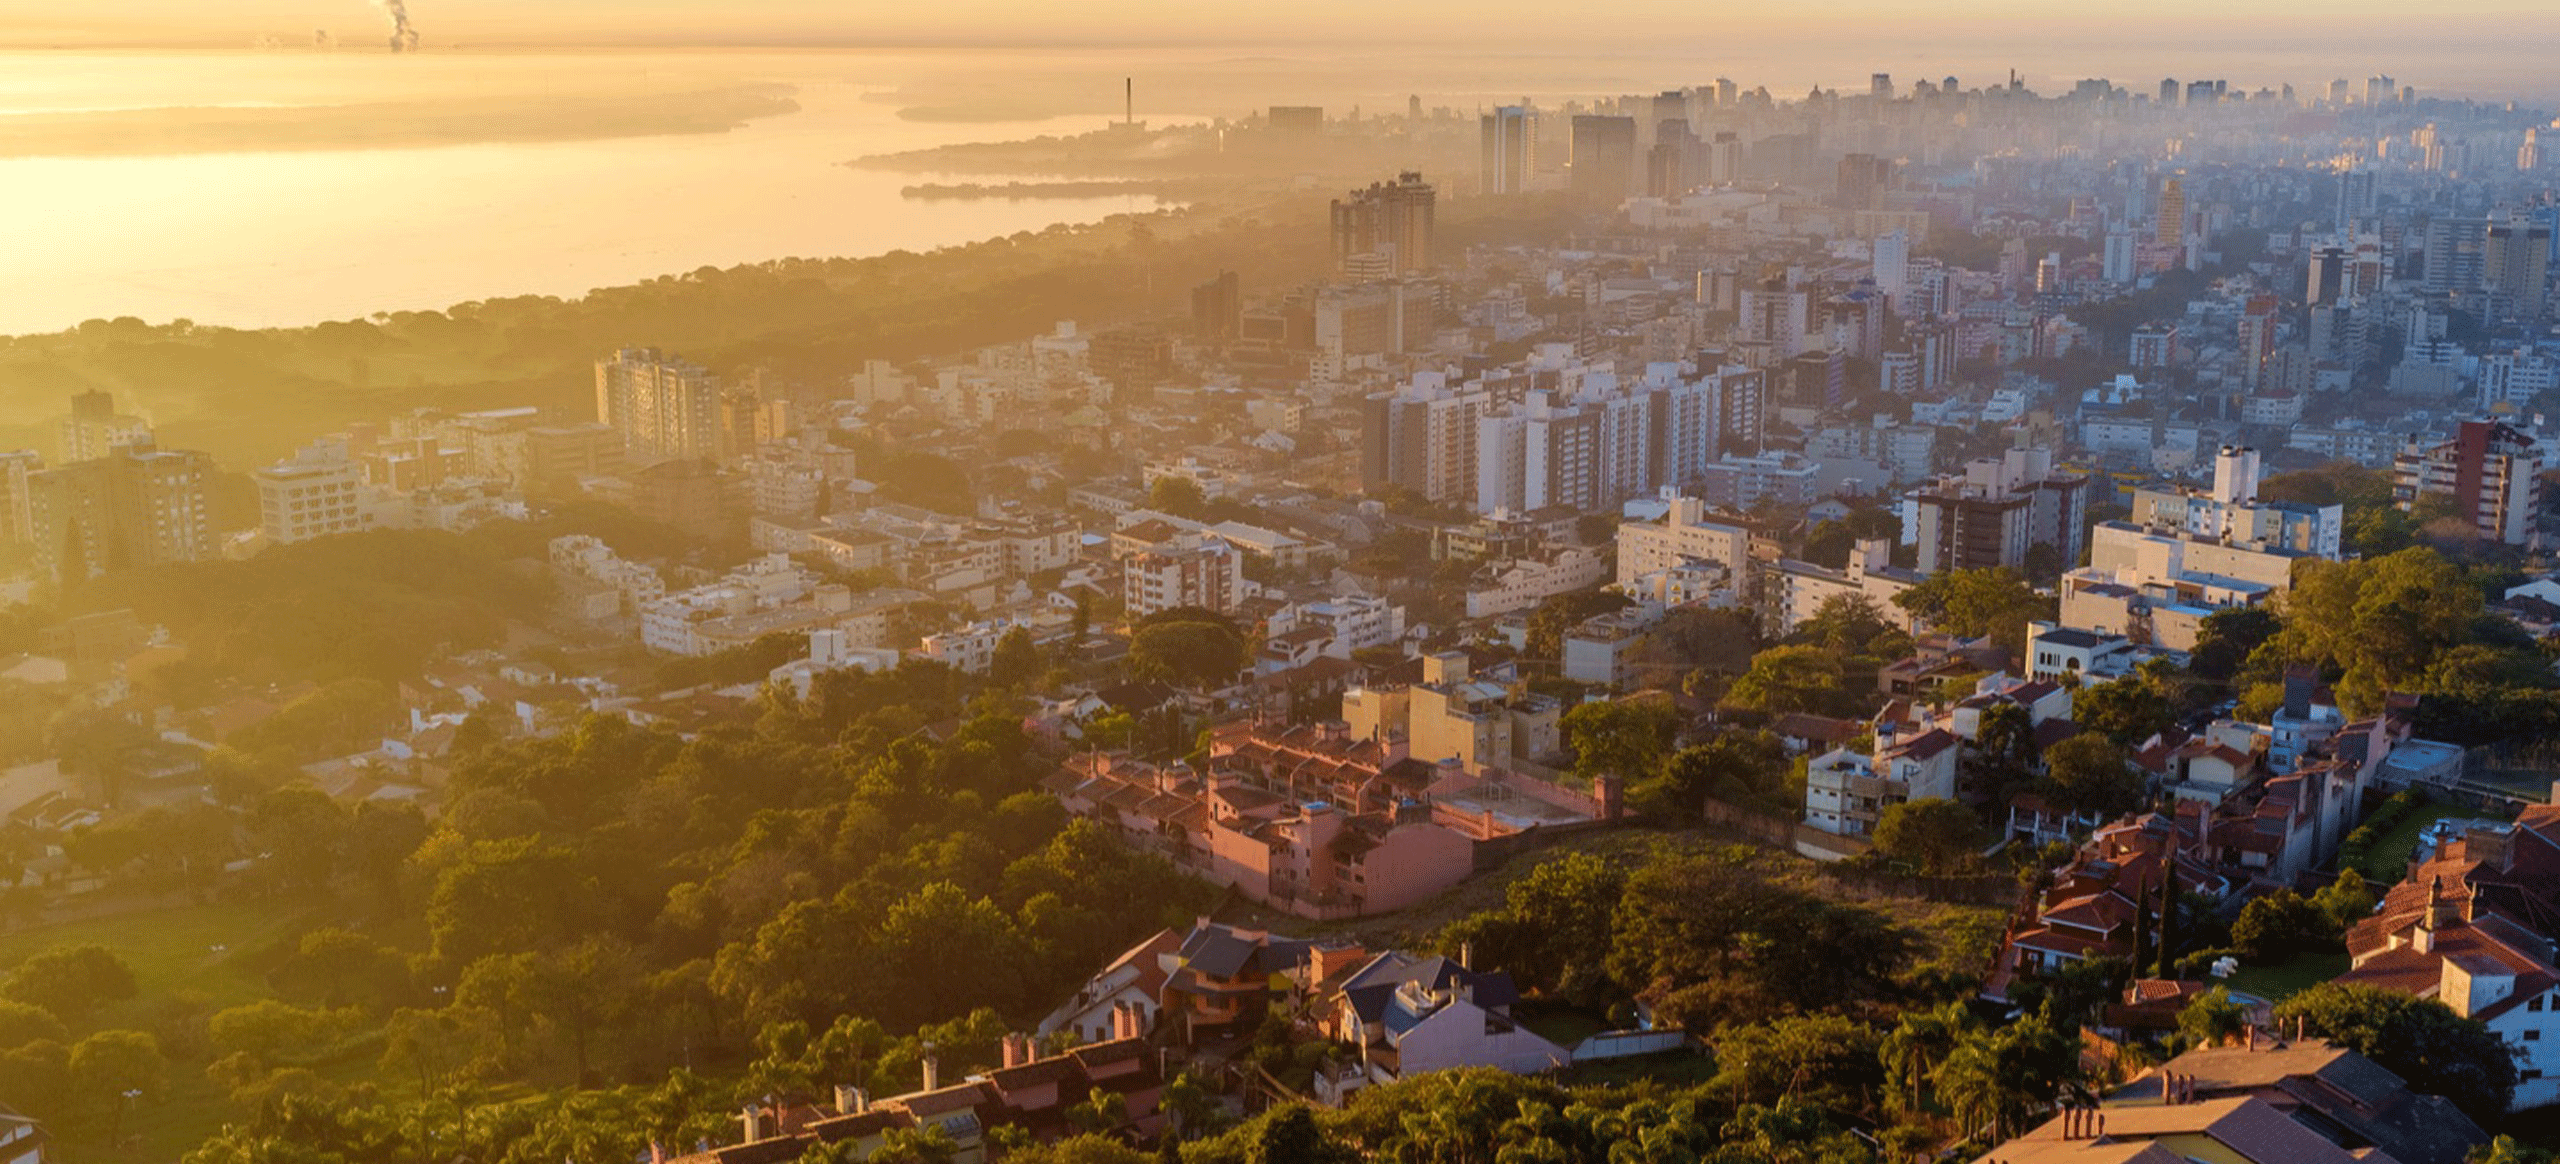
[
  {"left": 0, "top": 391, "right": 215, "bottom": 585},
  {"left": 1359, "top": 345, "right": 1764, "bottom": 515}
]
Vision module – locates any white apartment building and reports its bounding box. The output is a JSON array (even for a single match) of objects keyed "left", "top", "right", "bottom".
[
  {"left": 1124, "top": 533, "right": 1245, "bottom": 619},
  {"left": 254, "top": 444, "right": 370, "bottom": 546},
  {"left": 1463, "top": 547, "right": 1608, "bottom": 619},
  {"left": 1616, "top": 492, "right": 1750, "bottom": 605}
]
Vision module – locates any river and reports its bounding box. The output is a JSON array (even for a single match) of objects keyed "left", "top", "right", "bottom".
[{"left": 0, "top": 48, "right": 1179, "bottom": 335}]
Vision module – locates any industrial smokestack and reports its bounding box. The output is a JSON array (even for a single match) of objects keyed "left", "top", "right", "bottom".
[{"left": 377, "top": 0, "right": 421, "bottom": 52}]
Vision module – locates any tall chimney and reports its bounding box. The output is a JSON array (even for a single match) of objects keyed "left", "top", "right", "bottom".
[
  {"left": 922, "top": 1055, "right": 941, "bottom": 1093},
  {"left": 739, "top": 1105, "right": 769, "bottom": 1144},
  {"left": 834, "top": 1085, "right": 867, "bottom": 1115}
]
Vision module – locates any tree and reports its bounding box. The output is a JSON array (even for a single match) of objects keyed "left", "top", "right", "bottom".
[
  {"left": 2274, "top": 982, "right": 2518, "bottom": 1119},
  {"left": 2, "top": 945, "right": 138, "bottom": 1021},
  {"left": 1438, "top": 851, "right": 1627, "bottom": 1006},
  {"left": 1725, "top": 646, "right": 1848, "bottom": 716},
  {"left": 1873, "top": 798, "right": 1986, "bottom": 874},
  {"left": 1881, "top": 1000, "right": 1977, "bottom": 1116},
  {"left": 1649, "top": 732, "right": 1791, "bottom": 818},
  {"left": 1892, "top": 567, "right": 2053, "bottom": 658},
  {"left": 1526, "top": 589, "right": 1631, "bottom": 661},
  {"left": 2041, "top": 733, "right": 2144, "bottom": 818},
  {"left": 1793, "top": 594, "right": 1905, "bottom": 658},
  {"left": 2230, "top": 890, "right": 2331, "bottom": 962},
  {"left": 1148, "top": 476, "right": 1210, "bottom": 519},
  {"left": 1709, "top": 1014, "right": 1883, "bottom": 1112},
  {"left": 68, "top": 1029, "right": 164, "bottom": 1111},
  {"left": 2188, "top": 607, "right": 2281, "bottom": 683},
  {"left": 2177, "top": 986, "right": 2247, "bottom": 1048},
  {"left": 1930, "top": 1008, "right": 2079, "bottom": 1142},
  {"left": 2276, "top": 549, "right": 2487, "bottom": 714},
  {"left": 1962, "top": 702, "right": 2039, "bottom": 808},
  {"left": 988, "top": 627, "right": 1042, "bottom": 688},
  {"left": 1128, "top": 619, "right": 1245, "bottom": 689},
  {"left": 1559, "top": 698, "right": 1678, "bottom": 787},
  {"left": 2470, "top": 1136, "right": 2559, "bottom": 1164},
  {"left": 2310, "top": 869, "right": 2379, "bottom": 933},
  {"left": 0, "top": 1000, "right": 65, "bottom": 1050},
  {"left": 2071, "top": 673, "right": 2176, "bottom": 748}
]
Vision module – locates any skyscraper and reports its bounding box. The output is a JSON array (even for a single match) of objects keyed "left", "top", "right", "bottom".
[
  {"left": 2103, "top": 229, "right": 2137, "bottom": 284},
  {"left": 1329, "top": 172, "right": 1436, "bottom": 275},
  {"left": 2423, "top": 217, "right": 2490, "bottom": 298},
  {"left": 2486, "top": 221, "right": 2553, "bottom": 324},
  {"left": 2155, "top": 176, "right": 2187, "bottom": 247},
  {"left": 0, "top": 450, "right": 36, "bottom": 547},
  {"left": 2307, "top": 246, "right": 2348, "bottom": 306},
  {"left": 1479, "top": 106, "right": 1535, "bottom": 195},
  {"left": 27, "top": 442, "right": 213, "bottom": 583},
  {"left": 1568, "top": 116, "right": 1638, "bottom": 206},
  {"left": 1835, "top": 153, "right": 1893, "bottom": 210},
  {"left": 58, "top": 390, "right": 150, "bottom": 464},
  {"left": 2335, "top": 169, "right": 2376, "bottom": 229},
  {"left": 1872, "top": 230, "right": 1911, "bottom": 313},
  {"left": 595, "top": 348, "right": 722, "bottom": 461}
]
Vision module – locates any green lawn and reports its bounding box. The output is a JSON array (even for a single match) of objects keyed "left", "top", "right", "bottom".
[
  {"left": 1516, "top": 1002, "right": 1610, "bottom": 1048},
  {"left": 2221, "top": 951, "right": 2349, "bottom": 1004},
  {"left": 0, "top": 897, "right": 330, "bottom": 1160},
  {"left": 0, "top": 897, "right": 321, "bottom": 1012},
  {"left": 1559, "top": 1048, "right": 1718, "bottom": 1088},
  {"left": 2353, "top": 802, "right": 2476, "bottom": 884}
]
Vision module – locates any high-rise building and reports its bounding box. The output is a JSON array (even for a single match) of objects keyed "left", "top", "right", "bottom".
[
  {"left": 1835, "top": 152, "right": 1892, "bottom": 210},
  {"left": 2236, "top": 296, "right": 2280, "bottom": 390},
  {"left": 2522, "top": 127, "right": 2545, "bottom": 172},
  {"left": 58, "top": 390, "right": 150, "bottom": 464},
  {"left": 1872, "top": 230, "right": 1911, "bottom": 313},
  {"left": 2422, "top": 217, "right": 2490, "bottom": 298},
  {"left": 1567, "top": 115, "right": 1637, "bottom": 206},
  {"left": 2307, "top": 245, "right": 2348, "bottom": 305},
  {"left": 1479, "top": 106, "right": 1535, "bottom": 195},
  {"left": 0, "top": 450, "right": 37, "bottom": 546},
  {"left": 1870, "top": 73, "right": 1893, "bottom": 100},
  {"left": 1910, "top": 447, "right": 2086, "bottom": 574},
  {"left": 2485, "top": 221, "right": 2552, "bottom": 324},
  {"left": 254, "top": 443, "right": 369, "bottom": 546},
  {"left": 2155, "top": 176, "right": 2187, "bottom": 247},
  {"left": 1329, "top": 172, "right": 1436, "bottom": 275},
  {"left": 595, "top": 348, "right": 722, "bottom": 461},
  {"left": 27, "top": 442, "right": 214, "bottom": 583},
  {"left": 2158, "top": 78, "right": 2179, "bottom": 105},
  {"left": 2103, "top": 229, "right": 2137, "bottom": 284},
  {"left": 2395, "top": 420, "right": 2543, "bottom": 546},
  {"left": 1739, "top": 282, "right": 1812, "bottom": 357},
  {"left": 1190, "top": 270, "right": 1241, "bottom": 342}
]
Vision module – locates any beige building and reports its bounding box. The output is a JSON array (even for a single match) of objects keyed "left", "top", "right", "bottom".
[
  {"left": 27, "top": 442, "right": 213, "bottom": 582},
  {"left": 1343, "top": 652, "right": 1561, "bottom": 774},
  {"left": 254, "top": 445, "right": 370, "bottom": 545}
]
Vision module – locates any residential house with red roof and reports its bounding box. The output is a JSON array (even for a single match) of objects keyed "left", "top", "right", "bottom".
[{"left": 2333, "top": 802, "right": 2560, "bottom": 1110}]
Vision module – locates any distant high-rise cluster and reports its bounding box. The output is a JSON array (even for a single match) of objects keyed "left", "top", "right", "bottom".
[{"left": 1328, "top": 172, "right": 1436, "bottom": 277}]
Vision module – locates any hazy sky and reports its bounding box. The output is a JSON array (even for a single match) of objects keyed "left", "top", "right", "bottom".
[{"left": 6, "top": 0, "right": 2558, "bottom": 48}]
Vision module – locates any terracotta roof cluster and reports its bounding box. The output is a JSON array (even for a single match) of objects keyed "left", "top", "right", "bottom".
[{"left": 2335, "top": 808, "right": 2560, "bottom": 1022}]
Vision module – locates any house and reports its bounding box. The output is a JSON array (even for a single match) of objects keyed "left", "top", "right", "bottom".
[
  {"left": 2105, "top": 1039, "right": 2488, "bottom": 1164},
  {"left": 668, "top": 1024, "right": 1166, "bottom": 1164},
  {"left": 1968, "top": 1095, "right": 2406, "bottom": 1164},
  {"left": 2332, "top": 801, "right": 2560, "bottom": 1111},
  {"left": 1987, "top": 813, "right": 2234, "bottom": 1001},
  {"left": 1037, "top": 928, "right": 1184, "bottom": 1045},
  {"left": 0, "top": 1102, "right": 45, "bottom": 1164},
  {"left": 1309, "top": 951, "right": 1568, "bottom": 1106}
]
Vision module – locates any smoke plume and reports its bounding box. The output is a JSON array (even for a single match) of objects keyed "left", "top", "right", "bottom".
[{"left": 378, "top": 0, "right": 421, "bottom": 52}]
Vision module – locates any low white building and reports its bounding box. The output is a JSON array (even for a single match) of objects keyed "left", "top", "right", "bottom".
[{"left": 1464, "top": 548, "right": 1608, "bottom": 619}]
